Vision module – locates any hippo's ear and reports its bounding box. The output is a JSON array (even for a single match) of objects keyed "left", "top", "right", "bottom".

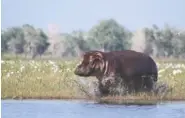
[
  {"left": 89, "top": 51, "right": 104, "bottom": 63},
  {"left": 90, "top": 52, "right": 104, "bottom": 71},
  {"left": 93, "top": 52, "right": 104, "bottom": 60}
]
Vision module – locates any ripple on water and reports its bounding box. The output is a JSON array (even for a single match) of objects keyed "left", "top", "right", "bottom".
[{"left": 1, "top": 100, "right": 185, "bottom": 118}]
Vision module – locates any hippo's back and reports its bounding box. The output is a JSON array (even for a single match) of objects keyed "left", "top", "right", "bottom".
[{"left": 106, "top": 50, "right": 158, "bottom": 81}]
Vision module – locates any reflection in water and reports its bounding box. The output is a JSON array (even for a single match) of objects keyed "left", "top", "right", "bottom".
[{"left": 2, "top": 100, "right": 185, "bottom": 118}]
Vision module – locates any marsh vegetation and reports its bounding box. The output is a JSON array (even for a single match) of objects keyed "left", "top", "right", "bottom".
[{"left": 1, "top": 59, "right": 185, "bottom": 104}]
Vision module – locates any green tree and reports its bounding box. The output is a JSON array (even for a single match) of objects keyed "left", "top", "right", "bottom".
[
  {"left": 5, "top": 27, "right": 25, "bottom": 56},
  {"left": 22, "top": 24, "right": 50, "bottom": 58},
  {"left": 1, "top": 30, "right": 10, "bottom": 53},
  {"left": 88, "top": 19, "right": 131, "bottom": 51}
]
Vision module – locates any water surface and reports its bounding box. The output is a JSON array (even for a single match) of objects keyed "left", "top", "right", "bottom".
[{"left": 2, "top": 100, "right": 185, "bottom": 118}]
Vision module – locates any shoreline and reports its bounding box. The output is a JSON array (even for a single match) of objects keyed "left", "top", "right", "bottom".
[
  {"left": 2, "top": 98, "right": 185, "bottom": 106},
  {"left": 2, "top": 96, "right": 185, "bottom": 105},
  {"left": 2, "top": 94, "right": 185, "bottom": 101}
]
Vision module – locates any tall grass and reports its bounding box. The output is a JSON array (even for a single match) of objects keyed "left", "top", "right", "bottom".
[{"left": 1, "top": 59, "right": 185, "bottom": 104}]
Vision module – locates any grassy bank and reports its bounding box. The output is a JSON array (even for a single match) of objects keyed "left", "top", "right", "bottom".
[{"left": 1, "top": 59, "right": 185, "bottom": 104}]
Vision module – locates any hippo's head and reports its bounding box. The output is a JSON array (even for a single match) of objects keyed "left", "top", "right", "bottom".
[{"left": 74, "top": 51, "right": 105, "bottom": 77}]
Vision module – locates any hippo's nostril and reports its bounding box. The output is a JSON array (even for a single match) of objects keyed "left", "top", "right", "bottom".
[
  {"left": 74, "top": 66, "right": 84, "bottom": 75},
  {"left": 74, "top": 68, "right": 79, "bottom": 74}
]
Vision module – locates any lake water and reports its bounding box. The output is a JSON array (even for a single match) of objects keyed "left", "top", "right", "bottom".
[{"left": 2, "top": 100, "right": 185, "bottom": 118}]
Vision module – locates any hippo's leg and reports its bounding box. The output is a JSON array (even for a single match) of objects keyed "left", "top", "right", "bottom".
[
  {"left": 143, "top": 75, "right": 156, "bottom": 92},
  {"left": 98, "top": 83, "right": 110, "bottom": 97}
]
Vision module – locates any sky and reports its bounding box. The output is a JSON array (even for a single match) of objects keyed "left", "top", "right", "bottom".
[{"left": 1, "top": 0, "right": 185, "bottom": 33}]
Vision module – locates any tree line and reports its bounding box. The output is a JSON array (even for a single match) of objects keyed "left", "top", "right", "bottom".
[{"left": 1, "top": 19, "right": 185, "bottom": 59}]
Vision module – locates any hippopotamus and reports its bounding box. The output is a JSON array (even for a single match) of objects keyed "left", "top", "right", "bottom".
[{"left": 74, "top": 50, "right": 158, "bottom": 97}]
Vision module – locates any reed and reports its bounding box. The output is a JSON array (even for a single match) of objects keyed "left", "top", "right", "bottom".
[{"left": 1, "top": 59, "right": 185, "bottom": 104}]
